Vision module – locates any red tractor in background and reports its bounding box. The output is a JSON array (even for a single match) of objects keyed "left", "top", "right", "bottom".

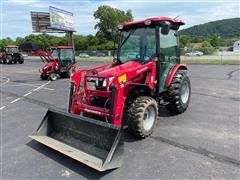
[
  {"left": 0, "top": 45, "right": 24, "bottom": 64},
  {"left": 38, "top": 46, "right": 76, "bottom": 81},
  {"left": 31, "top": 17, "right": 191, "bottom": 171}
]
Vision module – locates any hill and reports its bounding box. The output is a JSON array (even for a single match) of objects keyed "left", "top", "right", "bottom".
[{"left": 180, "top": 18, "right": 240, "bottom": 38}]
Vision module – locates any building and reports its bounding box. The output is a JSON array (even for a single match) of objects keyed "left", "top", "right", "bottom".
[{"left": 233, "top": 40, "right": 240, "bottom": 52}]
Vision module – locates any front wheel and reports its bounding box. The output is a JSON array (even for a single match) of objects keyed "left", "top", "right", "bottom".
[
  {"left": 18, "top": 58, "right": 24, "bottom": 64},
  {"left": 49, "top": 73, "right": 58, "bottom": 81},
  {"left": 6, "top": 56, "right": 12, "bottom": 64},
  {"left": 128, "top": 96, "right": 158, "bottom": 138},
  {"left": 164, "top": 70, "right": 191, "bottom": 114},
  {"left": 66, "top": 67, "right": 76, "bottom": 78}
]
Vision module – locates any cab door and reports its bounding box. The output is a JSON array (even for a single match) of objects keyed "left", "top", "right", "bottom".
[{"left": 159, "top": 29, "right": 179, "bottom": 91}]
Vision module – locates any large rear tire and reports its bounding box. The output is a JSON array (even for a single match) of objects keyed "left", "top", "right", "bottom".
[
  {"left": 128, "top": 96, "right": 158, "bottom": 138},
  {"left": 18, "top": 58, "right": 24, "bottom": 64},
  {"left": 164, "top": 70, "right": 191, "bottom": 114}
]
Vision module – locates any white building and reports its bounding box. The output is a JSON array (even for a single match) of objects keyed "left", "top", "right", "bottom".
[{"left": 233, "top": 40, "right": 240, "bottom": 52}]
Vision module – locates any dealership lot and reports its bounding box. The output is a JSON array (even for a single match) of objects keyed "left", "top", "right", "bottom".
[{"left": 0, "top": 59, "right": 239, "bottom": 179}]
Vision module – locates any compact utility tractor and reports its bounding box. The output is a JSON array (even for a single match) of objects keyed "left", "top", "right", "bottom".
[
  {"left": 0, "top": 45, "right": 24, "bottom": 64},
  {"left": 30, "top": 17, "right": 191, "bottom": 171},
  {"left": 38, "top": 46, "right": 76, "bottom": 81}
]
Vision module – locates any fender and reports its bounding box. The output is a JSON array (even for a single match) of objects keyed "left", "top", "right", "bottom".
[{"left": 166, "top": 64, "right": 187, "bottom": 87}]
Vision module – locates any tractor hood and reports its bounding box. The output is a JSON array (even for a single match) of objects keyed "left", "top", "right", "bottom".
[
  {"left": 43, "top": 61, "right": 56, "bottom": 68},
  {"left": 98, "top": 61, "right": 142, "bottom": 77},
  {"left": 0, "top": 53, "right": 5, "bottom": 58}
]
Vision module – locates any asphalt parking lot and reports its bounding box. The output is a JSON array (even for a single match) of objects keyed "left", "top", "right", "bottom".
[{"left": 0, "top": 59, "right": 239, "bottom": 179}]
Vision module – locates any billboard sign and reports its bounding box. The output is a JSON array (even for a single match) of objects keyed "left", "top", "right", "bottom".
[{"left": 49, "top": 6, "right": 74, "bottom": 31}]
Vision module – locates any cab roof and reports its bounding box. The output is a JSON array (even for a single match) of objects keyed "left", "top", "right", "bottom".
[
  {"left": 119, "top": 16, "right": 184, "bottom": 30},
  {"left": 5, "top": 45, "right": 18, "bottom": 48}
]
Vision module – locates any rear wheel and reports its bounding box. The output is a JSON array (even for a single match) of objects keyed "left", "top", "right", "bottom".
[
  {"left": 18, "top": 58, "right": 24, "bottom": 64},
  {"left": 164, "top": 70, "right": 191, "bottom": 114},
  {"left": 128, "top": 96, "right": 158, "bottom": 138}
]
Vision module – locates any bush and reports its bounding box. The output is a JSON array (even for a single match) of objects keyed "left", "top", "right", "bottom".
[{"left": 199, "top": 41, "right": 216, "bottom": 55}]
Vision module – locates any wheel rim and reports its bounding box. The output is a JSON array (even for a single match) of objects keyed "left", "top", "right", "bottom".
[
  {"left": 181, "top": 81, "right": 190, "bottom": 104},
  {"left": 143, "top": 105, "right": 156, "bottom": 131},
  {"left": 51, "top": 74, "right": 57, "bottom": 81}
]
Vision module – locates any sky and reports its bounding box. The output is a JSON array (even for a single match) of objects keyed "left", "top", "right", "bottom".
[{"left": 0, "top": 0, "right": 239, "bottom": 39}]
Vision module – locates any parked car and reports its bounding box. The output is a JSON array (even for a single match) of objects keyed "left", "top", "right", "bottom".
[
  {"left": 79, "top": 53, "right": 89, "bottom": 58},
  {"left": 185, "top": 51, "right": 204, "bottom": 56},
  {"left": 127, "top": 52, "right": 138, "bottom": 59}
]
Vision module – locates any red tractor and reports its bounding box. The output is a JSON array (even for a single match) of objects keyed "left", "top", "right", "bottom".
[
  {"left": 0, "top": 45, "right": 24, "bottom": 64},
  {"left": 31, "top": 17, "right": 191, "bottom": 171},
  {"left": 38, "top": 46, "right": 76, "bottom": 81}
]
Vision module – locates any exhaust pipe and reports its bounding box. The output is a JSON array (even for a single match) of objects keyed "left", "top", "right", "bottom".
[{"left": 30, "top": 108, "right": 123, "bottom": 171}]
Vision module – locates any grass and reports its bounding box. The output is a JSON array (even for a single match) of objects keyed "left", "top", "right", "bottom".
[
  {"left": 76, "top": 56, "right": 112, "bottom": 62},
  {"left": 182, "top": 59, "right": 240, "bottom": 65}
]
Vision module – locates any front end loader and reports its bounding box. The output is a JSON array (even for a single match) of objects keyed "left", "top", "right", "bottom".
[{"left": 30, "top": 17, "right": 191, "bottom": 171}]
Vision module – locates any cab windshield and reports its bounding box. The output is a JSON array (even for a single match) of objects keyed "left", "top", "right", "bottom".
[
  {"left": 60, "top": 49, "right": 74, "bottom": 62},
  {"left": 118, "top": 27, "right": 156, "bottom": 63},
  {"left": 51, "top": 49, "right": 59, "bottom": 60},
  {"left": 6, "top": 47, "right": 18, "bottom": 53}
]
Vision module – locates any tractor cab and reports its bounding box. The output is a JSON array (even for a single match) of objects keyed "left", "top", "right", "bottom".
[
  {"left": 50, "top": 46, "right": 75, "bottom": 70},
  {"left": 117, "top": 17, "right": 184, "bottom": 64},
  {"left": 4, "top": 45, "right": 19, "bottom": 55}
]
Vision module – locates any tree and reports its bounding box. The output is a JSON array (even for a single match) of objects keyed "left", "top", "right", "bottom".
[
  {"left": 179, "top": 35, "right": 191, "bottom": 48},
  {"left": 0, "top": 37, "right": 14, "bottom": 49},
  {"left": 199, "top": 40, "right": 215, "bottom": 55},
  {"left": 94, "top": 5, "right": 133, "bottom": 38},
  {"left": 15, "top": 37, "right": 25, "bottom": 46},
  {"left": 210, "top": 35, "right": 219, "bottom": 47}
]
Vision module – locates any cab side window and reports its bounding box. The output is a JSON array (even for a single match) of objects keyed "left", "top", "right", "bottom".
[{"left": 160, "top": 29, "right": 178, "bottom": 63}]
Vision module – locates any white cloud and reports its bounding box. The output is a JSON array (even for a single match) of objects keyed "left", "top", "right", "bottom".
[{"left": 7, "top": 0, "right": 40, "bottom": 5}]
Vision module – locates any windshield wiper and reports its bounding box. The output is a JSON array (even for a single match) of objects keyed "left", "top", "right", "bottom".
[
  {"left": 119, "top": 29, "right": 136, "bottom": 49},
  {"left": 117, "top": 29, "right": 136, "bottom": 63}
]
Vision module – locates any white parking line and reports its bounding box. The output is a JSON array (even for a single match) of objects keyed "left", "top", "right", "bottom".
[
  {"left": 4, "top": 83, "right": 54, "bottom": 91},
  {"left": 32, "top": 81, "right": 51, "bottom": 92},
  {"left": 0, "top": 81, "right": 51, "bottom": 109},
  {"left": 23, "top": 92, "right": 32, "bottom": 97},
  {"left": 0, "top": 76, "right": 10, "bottom": 86},
  {"left": 10, "top": 98, "right": 21, "bottom": 104},
  {"left": 0, "top": 106, "right": 6, "bottom": 110}
]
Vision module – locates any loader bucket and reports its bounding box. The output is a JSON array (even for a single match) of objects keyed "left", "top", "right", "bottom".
[{"left": 29, "top": 108, "right": 123, "bottom": 171}]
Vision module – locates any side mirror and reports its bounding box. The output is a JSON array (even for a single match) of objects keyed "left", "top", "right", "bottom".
[{"left": 161, "top": 22, "right": 171, "bottom": 35}]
